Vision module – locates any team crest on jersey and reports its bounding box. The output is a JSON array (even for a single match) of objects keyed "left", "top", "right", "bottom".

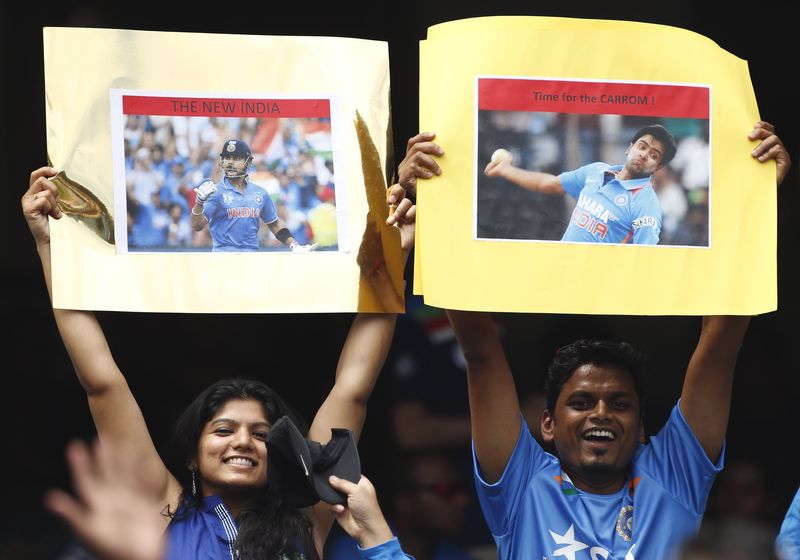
[
  {"left": 222, "top": 192, "right": 235, "bottom": 206},
  {"left": 615, "top": 194, "right": 628, "bottom": 206},
  {"left": 254, "top": 194, "right": 263, "bottom": 205},
  {"left": 616, "top": 505, "right": 634, "bottom": 541}
]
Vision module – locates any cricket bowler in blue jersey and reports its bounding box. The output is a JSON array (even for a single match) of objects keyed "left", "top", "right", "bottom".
[
  {"left": 484, "top": 125, "right": 678, "bottom": 245},
  {"left": 190, "top": 140, "right": 318, "bottom": 252}
]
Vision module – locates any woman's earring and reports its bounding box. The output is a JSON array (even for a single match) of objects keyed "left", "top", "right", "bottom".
[{"left": 191, "top": 469, "right": 197, "bottom": 497}]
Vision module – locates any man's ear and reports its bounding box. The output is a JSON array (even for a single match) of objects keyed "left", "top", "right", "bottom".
[
  {"left": 638, "top": 421, "right": 646, "bottom": 444},
  {"left": 541, "top": 409, "right": 555, "bottom": 444}
]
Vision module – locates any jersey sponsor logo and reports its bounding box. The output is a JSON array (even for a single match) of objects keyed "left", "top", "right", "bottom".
[
  {"left": 227, "top": 207, "right": 260, "bottom": 218},
  {"left": 576, "top": 193, "right": 619, "bottom": 223},
  {"left": 222, "top": 192, "right": 235, "bottom": 206},
  {"left": 631, "top": 216, "right": 658, "bottom": 229},
  {"left": 616, "top": 505, "right": 634, "bottom": 541},
  {"left": 615, "top": 194, "right": 628, "bottom": 206}
]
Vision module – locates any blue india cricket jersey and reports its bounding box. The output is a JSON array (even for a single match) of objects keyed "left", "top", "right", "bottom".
[
  {"left": 202, "top": 178, "right": 278, "bottom": 252},
  {"left": 559, "top": 163, "right": 662, "bottom": 245},
  {"left": 474, "top": 403, "right": 722, "bottom": 560},
  {"left": 778, "top": 487, "right": 800, "bottom": 559}
]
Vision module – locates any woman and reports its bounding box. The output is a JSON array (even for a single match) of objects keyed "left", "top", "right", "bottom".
[{"left": 25, "top": 166, "right": 417, "bottom": 559}]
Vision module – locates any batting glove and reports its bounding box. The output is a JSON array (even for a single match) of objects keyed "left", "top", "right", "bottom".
[{"left": 194, "top": 180, "right": 217, "bottom": 203}]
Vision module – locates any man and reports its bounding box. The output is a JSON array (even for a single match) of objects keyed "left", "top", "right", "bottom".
[
  {"left": 389, "top": 122, "right": 790, "bottom": 559},
  {"left": 484, "top": 124, "right": 677, "bottom": 244},
  {"left": 190, "top": 139, "right": 317, "bottom": 252}
]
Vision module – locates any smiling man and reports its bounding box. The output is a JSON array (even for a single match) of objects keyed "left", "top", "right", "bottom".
[
  {"left": 484, "top": 124, "right": 677, "bottom": 245},
  {"left": 446, "top": 313, "right": 746, "bottom": 560},
  {"left": 386, "top": 120, "right": 791, "bottom": 560}
]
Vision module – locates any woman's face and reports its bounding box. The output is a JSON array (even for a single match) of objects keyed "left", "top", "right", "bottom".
[{"left": 196, "top": 398, "right": 271, "bottom": 498}]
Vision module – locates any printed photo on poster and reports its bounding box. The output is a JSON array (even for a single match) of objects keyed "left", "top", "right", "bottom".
[
  {"left": 111, "top": 91, "right": 349, "bottom": 253},
  {"left": 475, "top": 77, "right": 711, "bottom": 247}
]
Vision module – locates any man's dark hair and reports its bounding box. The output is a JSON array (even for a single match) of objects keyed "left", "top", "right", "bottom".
[
  {"left": 545, "top": 340, "right": 647, "bottom": 416},
  {"left": 630, "top": 124, "right": 677, "bottom": 165}
]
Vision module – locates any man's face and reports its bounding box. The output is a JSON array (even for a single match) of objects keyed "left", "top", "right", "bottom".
[
  {"left": 623, "top": 134, "right": 665, "bottom": 179},
  {"left": 541, "top": 364, "right": 644, "bottom": 493},
  {"left": 220, "top": 155, "right": 249, "bottom": 178}
]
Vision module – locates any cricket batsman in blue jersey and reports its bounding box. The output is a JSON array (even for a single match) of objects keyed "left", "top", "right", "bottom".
[
  {"left": 190, "top": 139, "right": 318, "bottom": 252},
  {"left": 484, "top": 125, "right": 678, "bottom": 245}
]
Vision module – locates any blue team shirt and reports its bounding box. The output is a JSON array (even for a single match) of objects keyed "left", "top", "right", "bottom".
[
  {"left": 202, "top": 177, "right": 278, "bottom": 252},
  {"left": 167, "top": 495, "right": 239, "bottom": 560},
  {"left": 777, "top": 487, "right": 800, "bottom": 559},
  {"left": 167, "top": 495, "right": 409, "bottom": 560},
  {"left": 559, "top": 163, "right": 662, "bottom": 245},
  {"left": 474, "top": 403, "right": 722, "bottom": 560}
]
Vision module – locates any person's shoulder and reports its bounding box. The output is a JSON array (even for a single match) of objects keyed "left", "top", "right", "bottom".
[{"left": 579, "top": 162, "right": 614, "bottom": 175}]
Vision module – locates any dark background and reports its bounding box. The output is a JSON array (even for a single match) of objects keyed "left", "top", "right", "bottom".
[{"left": 2, "top": 1, "right": 798, "bottom": 557}]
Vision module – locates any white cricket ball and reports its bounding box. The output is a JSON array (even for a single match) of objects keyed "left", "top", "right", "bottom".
[{"left": 491, "top": 148, "right": 511, "bottom": 164}]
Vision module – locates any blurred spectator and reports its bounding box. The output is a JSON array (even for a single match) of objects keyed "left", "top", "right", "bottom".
[
  {"left": 126, "top": 147, "right": 163, "bottom": 206},
  {"left": 652, "top": 166, "right": 689, "bottom": 243},
  {"left": 707, "top": 456, "right": 780, "bottom": 525},
  {"left": 325, "top": 451, "right": 475, "bottom": 560},
  {"left": 676, "top": 520, "right": 779, "bottom": 560},
  {"left": 165, "top": 203, "right": 192, "bottom": 248}
]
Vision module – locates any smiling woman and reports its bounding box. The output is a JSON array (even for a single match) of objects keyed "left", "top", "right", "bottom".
[
  {"left": 23, "top": 166, "right": 418, "bottom": 560},
  {"left": 165, "top": 380, "right": 315, "bottom": 559}
]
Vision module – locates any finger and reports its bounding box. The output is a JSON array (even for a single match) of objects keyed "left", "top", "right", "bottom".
[
  {"left": 386, "top": 184, "right": 406, "bottom": 205},
  {"left": 44, "top": 489, "right": 90, "bottom": 532},
  {"left": 328, "top": 475, "right": 359, "bottom": 495},
  {"left": 407, "top": 140, "right": 445, "bottom": 158},
  {"left": 400, "top": 155, "right": 441, "bottom": 180},
  {"left": 755, "top": 121, "right": 775, "bottom": 133},
  {"left": 400, "top": 204, "right": 416, "bottom": 225},
  {"left": 406, "top": 132, "right": 437, "bottom": 153},
  {"left": 387, "top": 198, "right": 414, "bottom": 226},
  {"left": 394, "top": 199, "right": 414, "bottom": 221},
  {"left": 66, "top": 440, "right": 99, "bottom": 504},
  {"left": 31, "top": 189, "right": 62, "bottom": 220},
  {"left": 748, "top": 123, "right": 777, "bottom": 141},
  {"left": 751, "top": 134, "right": 782, "bottom": 158},
  {"left": 29, "top": 166, "right": 58, "bottom": 190},
  {"left": 756, "top": 143, "right": 787, "bottom": 163}
]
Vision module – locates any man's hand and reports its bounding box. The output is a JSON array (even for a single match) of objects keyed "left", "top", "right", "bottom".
[
  {"left": 193, "top": 179, "right": 217, "bottom": 203},
  {"left": 291, "top": 242, "right": 319, "bottom": 253},
  {"left": 23, "top": 167, "right": 63, "bottom": 247},
  {"left": 484, "top": 152, "right": 514, "bottom": 178},
  {"left": 397, "top": 132, "right": 444, "bottom": 197},
  {"left": 749, "top": 121, "right": 791, "bottom": 185}
]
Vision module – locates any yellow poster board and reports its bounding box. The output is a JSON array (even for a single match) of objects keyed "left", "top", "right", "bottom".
[
  {"left": 44, "top": 27, "right": 402, "bottom": 313},
  {"left": 415, "top": 17, "right": 776, "bottom": 315}
]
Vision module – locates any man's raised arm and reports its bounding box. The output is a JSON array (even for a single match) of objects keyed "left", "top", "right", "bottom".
[{"left": 447, "top": 311, "right": 522, "bottom": 483}]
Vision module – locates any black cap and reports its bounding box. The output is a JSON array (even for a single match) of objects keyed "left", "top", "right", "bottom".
[
  {"left": 219, "top": 139, "right": 252, "bottom": 160},
  {"left": 266, "top": 416, "right": 361, "bottom": 507}
]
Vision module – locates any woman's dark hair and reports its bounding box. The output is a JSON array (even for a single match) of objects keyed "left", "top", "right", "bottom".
[
  {"left": 165, "top": 378, "right": 318, "bottom": 560},
  {"left": 545, "top": 340, "right": 647, "bottom": 416}
]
